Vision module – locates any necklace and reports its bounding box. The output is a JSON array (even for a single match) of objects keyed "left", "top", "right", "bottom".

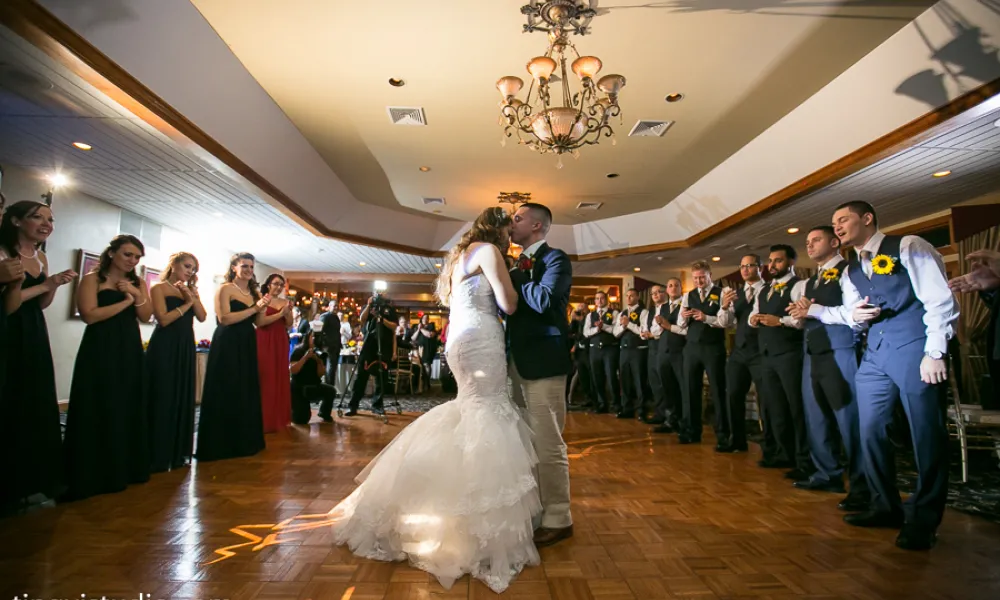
[
  {"left": 232, "top": 284, "right": 252, "bottom": 297},
  {"left": 18, "top": 247, "right": 37, "bottom": 259}
]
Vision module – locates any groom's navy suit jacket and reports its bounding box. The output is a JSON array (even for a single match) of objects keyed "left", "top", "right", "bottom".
[{"left": 505, "top": 242, "right": 573, "bottom": 380}]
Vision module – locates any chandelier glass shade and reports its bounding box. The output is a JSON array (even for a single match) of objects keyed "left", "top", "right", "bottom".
[{"left": 496, "top": 6, "right": 625, "bottom": 165}]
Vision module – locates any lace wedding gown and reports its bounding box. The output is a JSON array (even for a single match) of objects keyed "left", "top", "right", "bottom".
[{"left": 329, "top": 273, "right": 541, "bottom": 593}]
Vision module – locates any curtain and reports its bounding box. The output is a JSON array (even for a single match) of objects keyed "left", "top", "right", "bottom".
[{"left": 956, "top": 225, "right": 1000, "bottom": 405}]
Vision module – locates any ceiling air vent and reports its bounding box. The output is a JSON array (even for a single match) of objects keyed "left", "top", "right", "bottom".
[
  {"left": 628, "top": 120, "right": 673, "bottom": 137},
  {"left": 388, "top": 106, "right": 427, "bottom": 126},
  {"left": 422, "top": 197, "right": 446, "bottom": 206},
  {"left": 576, "top": 201, "right": 603, "bottom": 210}
]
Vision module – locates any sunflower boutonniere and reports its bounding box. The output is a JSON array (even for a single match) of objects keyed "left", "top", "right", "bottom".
[
  {"left": 629, "top": 311, "right": 639, "bottom": 321},
  {"left": 871, "top": 254, "right": 898, "bottom": 276},
  {"left": 769, "top": 281, "right": 787, "bottom": 301},
  {"left": 708, "top": 293, "right": 720, "bottom": 306},
  {"left": 821, "top": 267, "right": 840, "bottom": 284}
]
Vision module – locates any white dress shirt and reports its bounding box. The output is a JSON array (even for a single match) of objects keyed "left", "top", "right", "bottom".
[
  {"left": 793, "top": 255, "right": 843, "bottom": 306},
  {"left": 649, "top": 298, "right": 688, "bottom": 337},
  {"left": 749, "top": 271, "right": 804, "bottom": 329},
  {"left": 677, "top": 286, "right": 725, "bottom": 329},
  {"left": 613, "top": 305, "right": 644, "bottom": 337},
  {"left": 807, "top": 231, "right": 957, "bottom": 355},
  {"left": 583, "top": 307, "right": 618, "bottom": 337},
  {"left": 720, "top": 279, "right": 765, "bottom": 329},
  {"left": 520, "top": 239, "right": 545, "bottom": 260}
]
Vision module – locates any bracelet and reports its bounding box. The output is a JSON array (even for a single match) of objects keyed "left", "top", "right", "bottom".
[
  {"left": 134, "top": 298, "right": 148, "bottom": 307},
  {"left": 175, "top": 307, "right": 184, "bottom": 317}
]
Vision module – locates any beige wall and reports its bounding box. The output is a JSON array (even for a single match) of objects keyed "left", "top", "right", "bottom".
[{"left": 2, "top": 165, "right": 281, "bottom": 400}]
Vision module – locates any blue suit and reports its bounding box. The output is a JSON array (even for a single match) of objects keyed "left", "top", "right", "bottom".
[{"left": 505, "top": 243, "right": 573, "bottom": 380}]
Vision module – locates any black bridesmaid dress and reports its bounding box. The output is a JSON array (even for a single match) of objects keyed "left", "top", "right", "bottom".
[
  {"left": 196, "top": 299, "right": 265, "bottom": 462},
  {"left": 0, "top": 272, "right": 65, "bottom": 509},
  {"left": 63, "top": 289, "right": 149, "bottom": 501},
  {"left": 146, "top": 295, "right": 196, "bottom": 472}
]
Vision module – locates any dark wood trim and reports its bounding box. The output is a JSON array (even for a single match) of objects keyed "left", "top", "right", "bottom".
[
  {"left": 4, "top": 0, "right": 998, "bottom": 265},
  {"left": 0, "top": 0, "right": 445, "bottom": 258},
  {"left": 882, "top": 213, "right": 952, "bottom": 238}
]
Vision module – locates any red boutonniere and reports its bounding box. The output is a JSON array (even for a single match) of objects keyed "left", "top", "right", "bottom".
[{"left": 517, "top": 255, "right": 535, "bottom": 272}]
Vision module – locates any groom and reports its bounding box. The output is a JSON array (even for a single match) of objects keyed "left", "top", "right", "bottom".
[{"left": 506, "top": 202, "right": 574, "bottom": 547}]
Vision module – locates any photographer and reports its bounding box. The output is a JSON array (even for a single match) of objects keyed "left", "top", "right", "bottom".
[
  {"left": 290, "top": 332, "right": 339, "bottom": 424},
  {"left": 345, "top": 292, "right": 398, "bottom": 416}
]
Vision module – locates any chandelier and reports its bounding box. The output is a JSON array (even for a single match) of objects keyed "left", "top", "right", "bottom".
[
  {"left": 497, "top": 191, "right": 532, "bottom": 208},
  {"left": 496, "top": 1, "right": 625, "bottom": 167}
]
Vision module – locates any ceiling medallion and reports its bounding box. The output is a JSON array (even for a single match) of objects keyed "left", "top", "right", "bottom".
[
  {"left": 498, "top": 191, "right": 532, "bottom": 208},
  {"left": 497, "top": 2, "right": 625, "bottom": 168},
  {"left": 521, "top": 0, "right": 597, "bottom": 35}
]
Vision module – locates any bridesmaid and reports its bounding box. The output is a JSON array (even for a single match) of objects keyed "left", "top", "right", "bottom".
[
  {"left": 256, "top": 273, "right": 293, "bottom": 433},
  {"left": 147, "top": 251, "right": 207, "bottom": 473},
  {"left": 196, "top": 252, "right": 269, "bottom": 462},
  {"left": 0, "top": 201, "right": 75, "bottom": 512},
  {"left": 63, "top": 234, "right": 153, "bottom": 501}
]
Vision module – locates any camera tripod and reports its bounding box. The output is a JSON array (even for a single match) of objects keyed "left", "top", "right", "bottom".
[{"left": 334, "top": 304, "right": 403, "bottom": 423}]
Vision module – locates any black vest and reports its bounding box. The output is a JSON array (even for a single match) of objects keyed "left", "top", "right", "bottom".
[
  {"left": 646, "top": 307, "right": 660, "bottom": 353},
  {"left": 804, "top": 260, "right": 857, "bottom": 355},
  {"left": 686, "top": 287, "right": 725, "bottom": 346},
  {"left": 663, "top": 301, "right": 686, "bottom": 354},
  {"left": 620, "top": 306, "right": 647, "bottom": 349},
  {"left": 757, "top": 276, "right": 803, "bottom": 356},
  {"left": 733, "top": 283, "right": 760, "bottom": 352},
  {"left": 588, "top": 309, "right": 617, "bottom": 347}
]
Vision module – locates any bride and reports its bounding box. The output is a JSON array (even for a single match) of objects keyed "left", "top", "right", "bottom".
[{"left": 328, "top": 207, "right": 541, "bottom": 593}]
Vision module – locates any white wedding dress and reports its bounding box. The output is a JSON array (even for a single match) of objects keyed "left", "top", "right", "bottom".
[{"left": 329, "top": 273, "right": 541, "bottom": 593}]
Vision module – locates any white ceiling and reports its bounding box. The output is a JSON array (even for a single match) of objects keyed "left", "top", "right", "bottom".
[
  {"left": 188, "top": 0, "right": 935, "bottom": 223},
  {"left": 0, "top": 26, "right": 441, "bottom": 275}
]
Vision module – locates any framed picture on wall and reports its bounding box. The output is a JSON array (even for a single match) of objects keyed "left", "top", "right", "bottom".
[
  {"left": 71, "top": 249, "right": 101, "bottom": 318},
  {"left": 142, "top": 265, "right": 161, "bottom": 291}
]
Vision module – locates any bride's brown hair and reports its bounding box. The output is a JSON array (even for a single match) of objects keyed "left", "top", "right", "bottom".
[{"left": 435, "top": 206, "right": 512, "bottom": 306}]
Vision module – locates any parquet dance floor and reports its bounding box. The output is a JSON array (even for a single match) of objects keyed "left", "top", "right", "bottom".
[{"left": 2, "top": 412, "right": 999, "bottom": 600}]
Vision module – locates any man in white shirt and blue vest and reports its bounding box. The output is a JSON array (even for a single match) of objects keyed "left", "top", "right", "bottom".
[{"left": 804, "top": 201, "right": 957, "bottom": 551}]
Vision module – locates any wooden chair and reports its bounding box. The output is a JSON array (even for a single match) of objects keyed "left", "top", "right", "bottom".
[{"left": 391, "top": 347, "right": 415, "bottom": 396}]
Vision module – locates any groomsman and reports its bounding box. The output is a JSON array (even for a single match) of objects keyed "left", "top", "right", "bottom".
[
  {"left": 678, "top": 262, "right": 730, "bottom": 444},
  {"left": 749, "top": 245, "right": 812, "bottom": 481},
  {"left": 583, "top": 291, "right": 621, "bottom": 414},
  {"left": 614, "top": 289, "right": 648, "bottom": 419},
  {"left": 641, "top": 282, "right": 685, "bottom": 430},
  {"left": 787, "top": 226, "right": 869, "bottom": 512},
  {"left": 719, "top": 254, "right": 769, "bottom": 455},
  {"left": 806, "top": 201, "right": 956, "bottom": 550}
]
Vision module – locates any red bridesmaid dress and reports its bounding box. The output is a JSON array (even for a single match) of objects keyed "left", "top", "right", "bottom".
[{"left": 256, "top": 306, "right": 291, "bottom": 433}]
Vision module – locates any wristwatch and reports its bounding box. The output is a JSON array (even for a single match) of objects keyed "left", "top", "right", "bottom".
[{"left": 925, "top": 350, "right": 944, "bottom": 360}]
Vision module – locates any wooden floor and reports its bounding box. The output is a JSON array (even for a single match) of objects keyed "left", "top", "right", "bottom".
[{"left": 2, "top": 411, "right": 1000, "bottom": 600}]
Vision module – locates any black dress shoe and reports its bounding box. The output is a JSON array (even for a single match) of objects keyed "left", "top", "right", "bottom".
[
  {"left": 792, "top": 478, "right": 846, "bottom": 493},
  {"left": 318, "top": 413, "right": 333, "bottom": 423},
  {"left": 838, "top": 495, "right": 871, "bottom": 512},
  {"left": 533, "top": 525, "right": 573, "bottom": 548},
  {"left": 653, "top": 424, "right": 676, "bottom": 434},
  {"left": 616, "top": 411, "right": 634, "bottom": 419},
  {"left": 715, "top": 444, "right": 732, "bottom": 453},
  {"left": 344, "top": 409, "right": 358, "bottom": 417},
  {"left": 843, "top": 510, "right": 904, "bottom": 528},
  {"left": 678, "top": 436, "right": 700, "bottom": 444},
  {"left": 784, "top": 469, "right": 814, "bottom": 481},
  {"left": 895, "top": 523, "right": 937, "bottom": 550},
  {"left": 643, "top": 417, "right": 665, "bottom": 425},
  {"left": 758, "top": 458, "right": 794, "bottom": 469},
  {"left": 595, "top": 406, "right": 609, "bottom": 414}
]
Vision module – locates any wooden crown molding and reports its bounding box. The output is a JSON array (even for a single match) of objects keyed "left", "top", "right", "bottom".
[{"left": 3, "top": 0, "right": 998, "bottom": 266}]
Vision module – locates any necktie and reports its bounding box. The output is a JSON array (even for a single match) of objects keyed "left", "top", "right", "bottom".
[
  {"left": 860, "top": 250, "right": 872, "bottom": 278},
  {"left": 746, "top": 286, "right": 754, "bottom": 303},
  {"left": 700, "top": 288, "right": 707, "bottom": 302}
]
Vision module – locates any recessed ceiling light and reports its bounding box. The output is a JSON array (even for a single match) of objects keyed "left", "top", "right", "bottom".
[
  {"left": 359, "top": 261, "right": 367, "bottom": 267},
  {"left": 48, "top": 173, "right": 68, "bottom": 187},
  {"left": 388, "top": 78, "right": 405, "bottom": 87},
  {"left": 434, "top": 263, "right": 442, "bottom": 268},
  {"left": 212, "top": 211, "right": 223, "bottom": 218},
  {"left": 606, "top": 173, "right": 620, "bottom": 179},
  {"left": 633, "top": 267, "right": 641, "bottom": 272},
  {"left": 711, "top": 256, "right": 721, "bottom": 262},
  {"left": 787, "top": 227, "right": 800, "bottom": 234},
  {"left": 932, "top": 170, "right": 952, "bottom": 177},
  {"left": 419, "top": 166, "right": 431, "bottom": 172},
  {"left": 72, "top": 142, "right": 92, "bottom": 151},
  {"left": 994, "top": 118, "right": 1000, "bottom": 128},
  {"left": 665, "top": 93, "right": 684, "bottom": 103},
  {"left": 433, "top": 209, "right": 442, "bottom": 214}
]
